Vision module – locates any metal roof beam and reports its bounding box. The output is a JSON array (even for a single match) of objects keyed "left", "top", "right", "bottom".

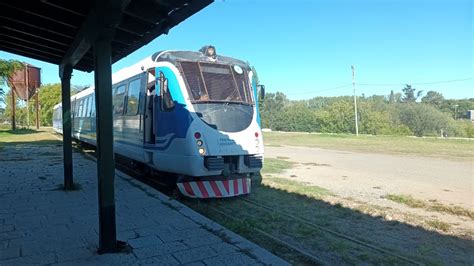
[
  {"left": 59, "top": 0, "right": 131, "bottom": 77},
  {"left": 114, "top": 0, "right": 213, "bottom": 62}
]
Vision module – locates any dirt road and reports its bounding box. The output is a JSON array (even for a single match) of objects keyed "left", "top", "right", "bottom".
[{"left": 265, "top": 145, "right": 473, "bottom": 209}]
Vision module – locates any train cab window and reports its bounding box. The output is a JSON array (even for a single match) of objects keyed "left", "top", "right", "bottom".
[
  {"left": 113, "top": 85, "right": 126, "bottom": 115},
  {"left": 158, "top": 72, "right": 175, "bottom": 111},
  {"left": 126, "top": 78, "right": 141, "bottom": 115}
]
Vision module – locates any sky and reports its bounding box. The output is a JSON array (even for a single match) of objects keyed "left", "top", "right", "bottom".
[{"left": 0, "top": 0, "right": 472, "bottom": 101}]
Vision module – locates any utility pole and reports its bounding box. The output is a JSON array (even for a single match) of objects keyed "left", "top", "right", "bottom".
[
  {"left": 11, "top": 89, "right": 16, "bottom": 130},
  {"left": 35, "top": 89, "right": 40, "bottom": 129},
  {"left": 351, "top": 65, "right": 359, "bottom": 136},
  {"left": 454, "top": 104, "right": 459, "bottom": 120},
  {"left": 25, "top": 64, "right": 29, "bottom": 128}
]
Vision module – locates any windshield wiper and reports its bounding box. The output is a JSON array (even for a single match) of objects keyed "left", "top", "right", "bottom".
[{"left": 193, "top": 100, "right": 252, "bottom": 106}]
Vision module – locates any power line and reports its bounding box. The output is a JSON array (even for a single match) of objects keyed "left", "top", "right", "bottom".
[
  {"left": 358, "top": 77, "right": 473, "bottom": 86},
  {"left": 276, "top": 77, "right": 472, "bottom": 97},
  {"left": 287, "top": 83, "right": 352, "bottom": 95}
]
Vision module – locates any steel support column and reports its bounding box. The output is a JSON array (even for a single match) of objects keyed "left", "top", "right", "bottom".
[
  {"left": 61, "top": 65, "right": 74, "bottom": 190},
  {"left": 93, "top": 36, "right": 118, "bottom": 254}
]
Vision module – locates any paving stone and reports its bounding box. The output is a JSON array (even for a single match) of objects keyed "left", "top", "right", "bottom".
[
  {"left": 183, "top": 261, "right": 206, "bottom": 266},
  {"left": 128, "top": 235, "right": 163, "bottom": 249},
  {"left": 133, "top": 241, "right": 188, "bottom": 259},
  {"left": 134, "top": 254, "right": 180, "bottom": 265},
  {"left": 55, "top": 247, "right": 96, "bottom": 262},
  {"left": 0, "top": 145, "right": 287, "bottom": 265},
  {"left": 172, "top": 246, "right": 218, "bottom": 264},
  {"left": 203, "top": 252, "right": 258, "bottom": 266},
  {"left": 0, "top": 224, "right": 15, "bottom": 233},
  {"left": 0, "top": 247, "right": 21, "bottom": 260},
  {"left": 181, "top": 233, "right": 223, "bottom": 248},
  {"left": 209, "top": 242, "right": 239, "bottom": 255}
]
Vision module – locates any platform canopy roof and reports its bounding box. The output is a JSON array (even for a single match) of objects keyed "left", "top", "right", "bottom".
[{"left": 0, "top": 0, "right": 213, "bottom": 73}]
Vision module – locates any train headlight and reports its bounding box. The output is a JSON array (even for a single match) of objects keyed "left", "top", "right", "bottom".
[
  {"left": 198, "top": 147, "right": 206, "bottom": 155},
  {"left": 197, "top": 140, "right": 203, "bottom": 146},
  {"left": 255, "top": 139, "right": 260, "bottom": 146}
]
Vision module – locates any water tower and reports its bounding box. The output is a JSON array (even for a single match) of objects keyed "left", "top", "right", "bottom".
[{"left": 8, "top": 64, "right": 41, "bottom": 129}]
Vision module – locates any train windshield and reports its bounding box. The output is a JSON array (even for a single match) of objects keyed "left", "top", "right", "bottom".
[{"left": 180, "top": 61, "right": 254, "bottom": 105}]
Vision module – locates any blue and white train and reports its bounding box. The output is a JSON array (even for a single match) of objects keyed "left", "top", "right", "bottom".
[{"left": 53, "top": 46, "right": 265, "bottom": 198}]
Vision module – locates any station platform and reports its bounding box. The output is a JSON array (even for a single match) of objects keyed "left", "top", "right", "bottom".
[{"left": 0, "top": 142, "right": 288, "bottom": 265}]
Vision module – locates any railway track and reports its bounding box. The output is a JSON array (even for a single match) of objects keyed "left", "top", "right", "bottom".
[
  {"left": 72, "top": 140, "right": 421, "bottom": 265},
  {"left": 239, "top": 198, "right": 421, "bottom": 265}
]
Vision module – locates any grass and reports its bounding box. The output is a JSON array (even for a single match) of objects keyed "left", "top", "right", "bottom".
[
  {"left": 263, "top": 177, "right": 332, "bottom": 199},
  {"left": 261, "top": 157, "right": 296, "bottom": 174},
  {"left": 0, "top": 127, "right": 59, "bottom": 147},
  {"left": 426, "top": 220, "right": 451, "bottom": 232},
  {"left": 263, "top": 132, "right": 474, "bottom": 161},
  {"left": 386, "top": 194, "right": 427, "bottom": 208},
  {"left": 386, "top": 194, "right": 474, "bottom": 220}
]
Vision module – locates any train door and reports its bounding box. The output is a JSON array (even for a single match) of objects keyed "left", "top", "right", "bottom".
[{"left": 144, "top": 69, "right": 156, "bottom": 144}]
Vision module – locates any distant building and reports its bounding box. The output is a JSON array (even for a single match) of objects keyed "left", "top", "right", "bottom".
[{"left": 467, "top": 110, "right": 474, "bottom": 122}]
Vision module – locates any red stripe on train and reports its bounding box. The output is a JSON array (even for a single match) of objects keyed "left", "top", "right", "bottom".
[
  {"left": 182, "top": 182, "right": 195, "bottom": 197},
  {"left": 196, "top": 181, "right": 209, "bottom": 198},
  {"left": 233, "top": 179, "right": 239, "bottom": 195},
  {"left": 210, "top": 181, "right": 223, "bottom": 197},
  {"left": 223, "top": 180, "right": 230, "bottom": 194}
]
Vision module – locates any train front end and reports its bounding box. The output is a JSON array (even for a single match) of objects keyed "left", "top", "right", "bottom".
[{"left": 152, "top": 47, "right": 264, "bottom": 198}]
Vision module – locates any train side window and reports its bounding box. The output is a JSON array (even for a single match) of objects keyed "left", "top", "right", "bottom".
[
  {"left": 83, "top": 98, "right": 89, "bottom": 117},
  {"left": 78, "top": 99, "right": 84, "bottom": 118},
  {"left": 90, "top": 95, "right": 96, "bottom": 117},
  {"left": 113, "top": 85, "right": 126, "bottom": 115},
  {"left": 159, "top": 72, "right": 175, "bottom": 111},
  {"left": 126, "top": 78, "right": 141, "bottom": 115},
  {"left": 73, "top": 99, "right": 79, "bottom": 117}
]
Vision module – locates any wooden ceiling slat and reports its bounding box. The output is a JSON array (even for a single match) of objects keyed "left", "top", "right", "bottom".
[
  {"left": 124, "top": 1, "right": 169, "bottom": 24},
  {"left": 0, "top": 1, "right": 82, "bottom": 29},
  {"left": 0, "top": 41, "right": 64, "bottom": 59},
  {"left": 0, "top": 45, "right": 62, "bottom": 63},
  {"left": 40, "top": 0, "right": 90, "bottom": 17},
  {"left": 0, "top": 6, "right": 77, "bottom": 35},
  {"left": 0, "top": 17, "right": 75, "bottom": 39},
  {"left": 1, "top": 27, "right": 69, "bottom": 47},
  {"left": 1, "top": 18, "right": 73, "bottom": 45},
  {"left": 112, "top": 0, "right": 213, "bottom": 64},
  {"left": 0, "top": 0, "right": 213, "bottom": 73},
  {"left": 0, "top": 33, "right": 67, "bottom": 54}
]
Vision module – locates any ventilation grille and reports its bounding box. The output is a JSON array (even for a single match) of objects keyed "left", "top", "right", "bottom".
[
  {"left": 244, "top": 155, "right": 263, "bottom": 169},
  {"left": 204, "top": 156, "right": 224, "bottom": 171}
]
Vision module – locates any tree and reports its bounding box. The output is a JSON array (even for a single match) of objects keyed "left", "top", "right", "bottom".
[
  {"left": 421, "top": 91, "right": 444, "bottom": 106},
  {"left": 388, "top": 90, "right": 402, "bottom": 104},
  {"left": 0, "top": 87, "right": 5, "bottom": 105},
  {"left": 0, "top": 59, "right": 23, "bottom": 106},
  {"left": 38, "top": 83, "right": 62, "bottom": 126},
  {"left": 260, "top": 91, "right": 289, "bottom": 129},
  {"left": 397, "top": 104, "right": 459, "bottom": 137},
  {"left": 401, "top": 84, "right": 423, "bottom": 103}
]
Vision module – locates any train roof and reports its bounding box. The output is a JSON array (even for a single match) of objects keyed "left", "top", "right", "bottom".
[
  {"left": 66, "top": 49, "right": 252, "bottom": 100},
  {"left": 112, "top": 50, "right": 250, "bottom": 85}
]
